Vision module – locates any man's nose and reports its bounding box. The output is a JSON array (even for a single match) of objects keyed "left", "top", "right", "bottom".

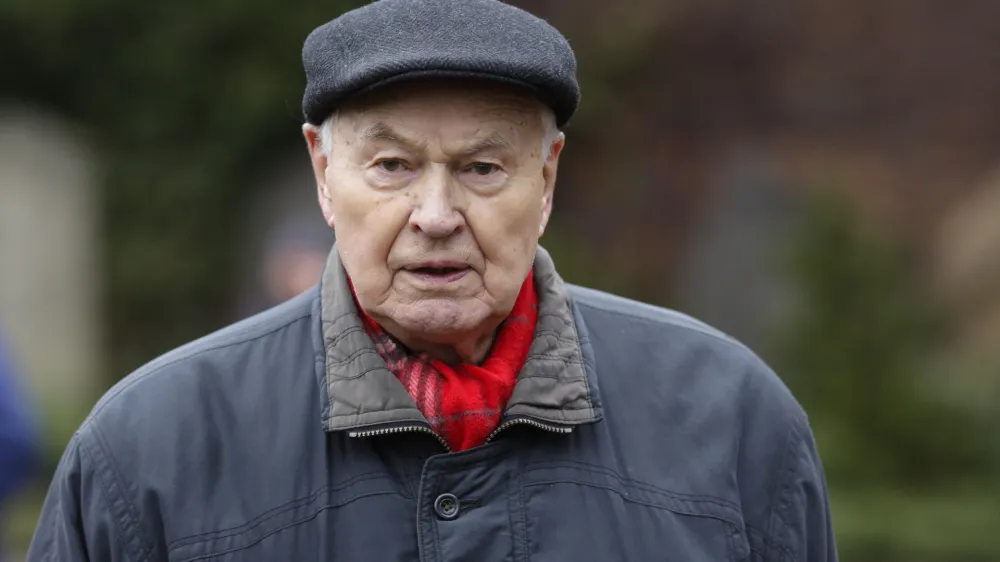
[{"left": 408, "top": 173, "right": 466, "bottom": 238}]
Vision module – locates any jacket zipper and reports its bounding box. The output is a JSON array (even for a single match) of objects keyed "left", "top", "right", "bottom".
[
  {"left": 349, "top": 424, "right": 452, "bottom": 452},
  {"left": 348, "top": 417, "right": 573, "bottom": 452},
  {"left": 485, "top": 417, "right": 573, "bottom": 444}
]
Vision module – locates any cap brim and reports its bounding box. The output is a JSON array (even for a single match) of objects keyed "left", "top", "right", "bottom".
[{"left": 342, "top": 69, "right": 555, "bottom": 118}]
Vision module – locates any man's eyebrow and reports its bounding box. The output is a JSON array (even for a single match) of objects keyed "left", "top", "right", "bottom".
[{"left": 358, "top": 122, "right": 417, "bottom": 147}]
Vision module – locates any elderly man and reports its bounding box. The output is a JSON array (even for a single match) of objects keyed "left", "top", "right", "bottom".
[{"left": 29, "top": 0, "right": 837, "bottom": 560}]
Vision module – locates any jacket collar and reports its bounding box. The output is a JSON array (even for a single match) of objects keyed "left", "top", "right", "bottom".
[{"left": 316, "top": 243, "right": 602, "bottom": 434}]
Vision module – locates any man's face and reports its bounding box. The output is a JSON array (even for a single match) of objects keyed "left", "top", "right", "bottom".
[{"left": 304, "top": 81, "right": 564, "bottom": 347}]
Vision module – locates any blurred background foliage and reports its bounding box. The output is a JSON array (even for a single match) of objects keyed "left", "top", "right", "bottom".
[
  {"left": 779, "top": 193, "right": 994, "bottom": 488},
  {"left": 776, "top": 194, "right": 999, "bottom": 559},
  {"left": 1, "top": 0, "right": 355, "bottom": 376},
  {"left": 2, "top": 0, "right": 999, "bottom": 560}
]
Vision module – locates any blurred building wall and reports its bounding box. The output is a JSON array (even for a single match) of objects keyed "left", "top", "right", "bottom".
[
  {"left": 0, "top": 105, "right": 102, "bottom": 403},
  {"left": 518, "top": 0, "right": 1000, "bottom": 353}
]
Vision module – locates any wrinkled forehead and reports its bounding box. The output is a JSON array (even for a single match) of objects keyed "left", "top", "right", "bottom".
[{"left": 333, "top": 79, "right": 549, "bottom": 144}]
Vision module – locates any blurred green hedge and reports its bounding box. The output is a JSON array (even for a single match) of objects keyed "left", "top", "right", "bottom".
[
  {"left": 775, "top": 192, "right": 1000, "bottom": 559},
  {"left": 1, "top": 0, "right": 368, "bottom": 380},
  {"left": 777, "top": 192, "right": 997, "bottom": 489}
]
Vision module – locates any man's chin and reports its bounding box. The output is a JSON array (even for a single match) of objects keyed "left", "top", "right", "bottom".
[{"left": 391, "top": 299, "right": 491, "bottom": 339}]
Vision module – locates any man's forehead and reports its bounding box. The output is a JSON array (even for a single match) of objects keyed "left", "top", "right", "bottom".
[
  {"left": 333, "top": 92, "right": 544, "bottom": 151},
  {"left": 351, "top": 120, "right": 515, "bottom": 153}
]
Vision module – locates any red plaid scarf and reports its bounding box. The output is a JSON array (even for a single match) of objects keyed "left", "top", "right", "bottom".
[{"left": 355, "top": 271, "right": 538, "bottom": 451}]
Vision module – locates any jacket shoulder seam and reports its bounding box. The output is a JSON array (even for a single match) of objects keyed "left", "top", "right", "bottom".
[
  {"left": 762, "top": 417, "right": 809, "bottom": 561},
  {"left": 77, "top": 422, "right": 153, "bottom": 561},
  {"left": 33, "top": 433, "right": 84, "bottom": 560},
  {"left": 89, "top": 311, "right": 312, "bottom": 420}
]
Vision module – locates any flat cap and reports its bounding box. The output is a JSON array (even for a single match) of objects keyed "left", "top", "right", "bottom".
[{"left": 302, "top": 0, "right": 580, "bottom": 127}]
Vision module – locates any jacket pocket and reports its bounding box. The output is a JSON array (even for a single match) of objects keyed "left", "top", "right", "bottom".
[
  {"left": 521, "top": 462, "right": 749, "bottom": 562},
  {"left": 166, "top": 472, "right": 417, "bottom": 562}
]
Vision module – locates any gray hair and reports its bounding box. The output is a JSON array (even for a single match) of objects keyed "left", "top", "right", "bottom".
[{"left": 316, "top": 106, "right": 561, "bottom": 160}]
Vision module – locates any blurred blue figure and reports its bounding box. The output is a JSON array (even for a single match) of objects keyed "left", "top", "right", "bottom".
[{"left": 0, "top": 336, "right": 39, "bottom": 557}]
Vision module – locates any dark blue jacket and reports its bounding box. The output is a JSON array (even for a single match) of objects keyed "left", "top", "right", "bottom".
[
  {"left": 0, "top": 346, "right": 38, "bottom": 503},
  {"left": 29, "top": 247, "right": 836, "bottom": 561},
  {"left": 0, "top": 338, "right": 40, "bottom": 517}
]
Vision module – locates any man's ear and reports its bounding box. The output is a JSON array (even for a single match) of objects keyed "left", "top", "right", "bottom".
[
  {"left": 539, "top": 132, "right": 565, "bottom": 237},
  {"left": 303, "top": 124, "right": 335, "bottom": 228}
]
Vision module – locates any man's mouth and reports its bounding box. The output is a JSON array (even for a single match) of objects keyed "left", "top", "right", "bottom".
[
  {"left": 403, "top": 261, "right": 471, "bottom": 284},
  {"left": 411, "top": 266, "right": 464, "bottom": 274}
]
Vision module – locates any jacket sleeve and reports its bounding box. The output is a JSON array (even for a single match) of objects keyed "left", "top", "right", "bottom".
[
  {"left": 765, "top": 421, "right": 838, "bottom": 562},
  {"left": 0, "top": 343, "right": 40, "bottom": 502},
  {"left": 27, "top": 425, "right": 146, "bottom": 562}
]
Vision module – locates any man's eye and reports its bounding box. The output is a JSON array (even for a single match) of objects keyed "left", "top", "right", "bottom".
[
  {"left": 377, "top": 159, "right": 407, "bottom": 173},
  {"left": 470, "top": 163, "right": 499, "bottom": 175}
]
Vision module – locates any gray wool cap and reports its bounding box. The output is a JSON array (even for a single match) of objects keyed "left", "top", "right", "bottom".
[{"left": 302, "top": 0, "right": 580, "bottom": 127}]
